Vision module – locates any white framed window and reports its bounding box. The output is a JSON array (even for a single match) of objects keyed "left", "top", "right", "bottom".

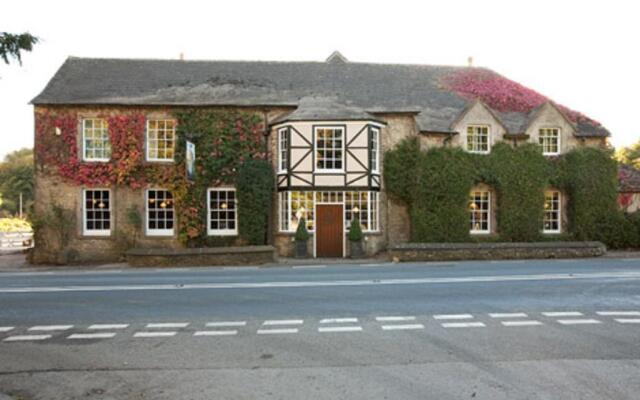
[
  {"left": 543, "top": 190, "right": 561, "bottom": 233},
  {"left": 278, "top": 127, "right": 289, "bottom": 172},
  {"left": 82, "top": 118, "right": 111, "bottom": 161},
  {"left": 315, "top": 127, "right": 344, "bottom": 171},
  {"left": 207, "top": 188, "right": 238, "bottom": 236},
  {"left": 539, "top": 128, "right": 560, "bottom": 155},
  {"left": 83, "top": 189, "right": 111, "bottom": 236},
  {"left": 469, "top": 190, "right": 490, "bottom": 234},
  {"left": 466, "top": 125, "right": 490, "bottom": 154},
  {"left": 278, "top": 191, "right": 379, "bottom": 233},
  {"left": 370, "top": 127, "right": 380, "bottom": 173},
  {"left": 146, "top": 189, "right": 174, "bottom": 236},
  {"left": 146, "top": 119, "right": 176, "bottom": 161}
]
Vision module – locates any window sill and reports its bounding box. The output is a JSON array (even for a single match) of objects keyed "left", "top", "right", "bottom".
[
  {"left": 207, "top": 231, "right": 238, "bottom": 237},
  {"left": 145, "top": 230, "right": 175, "bottom": 237},
  {"left": 470, "top": 231, "right": 491, "bottom": 235},
  {"left": 82, "top": 159, "right": 111, "bottom": 163},
  {"left": 315, "top": 170, "right": 345, "bottom": 174}
]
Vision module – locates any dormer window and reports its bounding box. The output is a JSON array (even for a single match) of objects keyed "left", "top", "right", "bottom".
[
  {"left": 539, "top": 128, "right": 560, "bottom": 155},
  {"left": 315, "top": 126, "right": 344, "bottom": 171},
  {"left": 466, "top": 125, "right": 489, "bottom": 154}
]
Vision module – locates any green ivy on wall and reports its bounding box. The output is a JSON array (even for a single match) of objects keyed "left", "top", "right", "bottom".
[{"left": 384, "top": 137, "right": 639, "bottom": 248}]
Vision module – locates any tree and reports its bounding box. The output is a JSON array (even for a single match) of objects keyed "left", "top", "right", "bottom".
[
  {"left": 0, "top": 148, "right": 34, "bottom": 218},
  {"left": 0, "top": 32, "right": 38, "bottom": 65},
  {"left": 616, "top": 140, "right": 640, "bottom": 169}
]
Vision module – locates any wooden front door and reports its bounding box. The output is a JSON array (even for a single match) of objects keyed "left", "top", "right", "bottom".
[{"left": 316, "top": 205, "right": 343, "bottom": 258}]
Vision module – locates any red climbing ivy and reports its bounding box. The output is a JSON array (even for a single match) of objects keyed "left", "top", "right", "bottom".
[{"left": 442, "top": 69, "right": 601, "bottom": 127}]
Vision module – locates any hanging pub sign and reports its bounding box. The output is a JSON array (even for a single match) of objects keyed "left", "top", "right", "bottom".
[{"left": 186, "top": 140, "right": 196, "bottom": 182}]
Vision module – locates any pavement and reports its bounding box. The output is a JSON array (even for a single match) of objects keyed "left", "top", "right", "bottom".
[{"left": 0, "top": 256, "right": 639, "bottom": 399}]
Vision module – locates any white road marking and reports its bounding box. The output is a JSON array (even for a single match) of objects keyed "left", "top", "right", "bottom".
[
  {"left": 318, "top": 326, "right": 363, "bottom": 333},
  {"left": 542, "top": 312, "right": 583, "bottom": 317},
  {"left": 320, "top": 318, "right": 358, "bottom": 324},
  {"left": 381, "top": 324, "right": 424, "bottom": 331},
  {"left": 0, "top": 327, "right": 14, "bottom": 332},
  {"left": 206, "top": 321, "right": 247, "bottom": 327},
  {"left": 376, "top": 316, "right": 416, "bottom": 322},
  {"left": 3, "top": 271, "right": 640, "bottom": 293},
  {"left": 615, "top": 318, "right": 640, "bottom": 324},
  {"left": 441, "top": 322, "right": 486, "bottom": 328},
  {"left": 146, "top": 322, "right": 189, "bottom": 328},
  {"left": 292, "top": 265, "right": 326, "bottom": 269},
  {"left": 557, "top": 319, "right": 602, "bottom": 325},
  {"left": 501, "top": 320, "right": 543, "bottom": 327},
  {"left": 134, "top": 331, "right": 177, "bottom": 338},
  {"left": 263, "top": 319, "right": 304, "bottom": 326},
  {"left": 434, "top": 314, "right": 473, "bottom": 320},
  {"left": 489, "top": 313, "right": 528, "bottom": 318},
  {"left": 596, "top": 311, "right": 640, "bottom": 316},
  {"left": 194, "top": 330, "right": 238, "bottom": 336},
  {"left": 223, "top": 266, "right": 259, "bottom": 271},
  {"left": 361, "top": 263, "right": 386, "bottom": 267},
  {"left": 28, "top": 325, "right": 73, "bottom": 331},
  {"left": 88, "top": 324, "right": 129, "bottom": 330},
  {"left": 68, "top": 332, "right": 116, "bottom": 339},
  {"left": 257, "top": 328, "right": 298, "bottom": 334},
  {"left": 3, "top": 334, "right": 51, "bottom": 342}
]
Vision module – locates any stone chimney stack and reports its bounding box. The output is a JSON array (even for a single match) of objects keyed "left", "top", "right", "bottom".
[{"left": 467, "top": 56, "right": 474, "bottom": 67}]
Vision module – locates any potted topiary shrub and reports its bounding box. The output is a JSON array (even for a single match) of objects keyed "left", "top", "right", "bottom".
[
  {"left": 294, "top": 218, "right": 309, "bottom": 258},
  {"left": 348, "top": 217, "right": 364, "bottom": 258}
]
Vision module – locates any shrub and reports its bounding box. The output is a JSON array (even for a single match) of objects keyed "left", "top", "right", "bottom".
[
  {"left": 294, "top": 218, "right": 309, "bottom": 241},
  {"left": 348, "top": 218, "right": 363, "bottom": 241}
]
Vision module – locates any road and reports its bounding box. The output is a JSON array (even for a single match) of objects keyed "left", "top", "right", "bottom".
[{"left": 0, "top": 258, "right": 639, "bottom": 399}]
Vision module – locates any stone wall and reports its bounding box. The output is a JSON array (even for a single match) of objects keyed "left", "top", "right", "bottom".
[{"left": 126, "top": 245, "right": 275, "bottom": 267}]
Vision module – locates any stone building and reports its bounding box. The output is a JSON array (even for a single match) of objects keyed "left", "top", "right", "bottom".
[{"left": 31, "top": 52, "right": 609, "bottom": 262}]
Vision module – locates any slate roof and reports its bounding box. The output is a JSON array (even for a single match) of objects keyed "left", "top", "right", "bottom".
[
  {"left": 32, "top": 56, "right": 609, "bottom": 137},
  {"left": 619, "top": 164, "right": 640, "bottom": 192}
]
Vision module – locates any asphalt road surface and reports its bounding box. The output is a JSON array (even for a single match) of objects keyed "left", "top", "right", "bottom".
[{"left": 0, "top": 258, "right": 639, "bottom": 399}]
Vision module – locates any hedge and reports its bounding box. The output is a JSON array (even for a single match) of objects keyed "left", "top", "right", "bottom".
[{"left": 384, "top": 137, "right": 639, "bottom": 249}]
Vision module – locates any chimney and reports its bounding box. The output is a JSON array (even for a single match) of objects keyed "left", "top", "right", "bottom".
[
  {"left": 179, "top": 52, "right": 184, "bottom": 61},
  {"left": 467, "top": 56, "right": 474, "bottom": 67}
]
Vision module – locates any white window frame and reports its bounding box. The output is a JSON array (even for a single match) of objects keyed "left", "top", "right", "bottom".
[
  {"left": 278, "top": 127, "right": 289, "bottom": 173},
  {"left": 314, "top": 126, "right": 345, "bottom": 173},
  {"left": 207, "top": 188, "right": 238, "bottom": 236},
  {"left": 146, "top": 119, "right": 176, "bottom": 162},
  {"left": 543, "top": 190, "right": 561, "bottom": 234},
  {"left": 82, "top": 189, "right": 111, "bottom": 236},
  {"left": 82, "top": 118, "right": 111, "bottom": 162},
  {"left": 370, "top": 127, "right": 380, "bottom": 173},
  {"left": 539, "top": 127, "right": 561, "bottom": 156},
  {"left": 469, "top": 190, "right": 491, "bottom": 234},
  {"left": 466, "top": 125, "right": 490, "bottom": 154},
  {"left": 145, "top": 189, "right": 175, "bottom": 236}
]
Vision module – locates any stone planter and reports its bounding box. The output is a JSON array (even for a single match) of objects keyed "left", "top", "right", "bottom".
[
  {"left": 349, "top": 240, "right": 364, "bottom": 259},
  {"left": 295, "top": 240, "right": 308, "bottom": 258}
]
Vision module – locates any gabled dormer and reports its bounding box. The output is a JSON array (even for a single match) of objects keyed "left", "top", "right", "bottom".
[
  {"left": 524, "top": 101, "right": 577, "bottom": 155},
  {"left": 450, "top": 100, "right": 507, "bottom": 154}
]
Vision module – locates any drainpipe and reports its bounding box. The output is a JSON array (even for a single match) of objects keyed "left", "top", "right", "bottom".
[{"left": 262, "top": 109, "right": 273, "bottom": 246}]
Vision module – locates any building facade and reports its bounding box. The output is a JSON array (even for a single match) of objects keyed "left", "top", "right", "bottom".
[{"left": 30, "top": 53, "right": 609, "bottom": 262}]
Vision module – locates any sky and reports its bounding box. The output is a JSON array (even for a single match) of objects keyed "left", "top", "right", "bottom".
[{"left": 1, "top": 0, "right": 639, "bottom": 160}]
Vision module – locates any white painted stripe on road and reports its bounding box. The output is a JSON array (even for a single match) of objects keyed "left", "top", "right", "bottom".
[
  {"left": 3, "top": 334, "right": 51, "bottom": 342},
  {"left": 381, "top": 324, "right": 424, "bottom": 331},
  {"left": 376, "top": 316, "right": 416, "bottom": 322},
  {"left": 320, "top": 318, "right": 358, "bottom": 324},
  {"left": 206, "top": 321, "right": 247, "bottom": 327},
  {"left": 4, "top": 271, "right": 640, "bottom": 293},
  {"left": 134, "top": 331, "right": 177, "bottom": 338},
  {"left": 501, "top": 320, "right": 543, "bottom": 327},
  {"left": 257, "top": 328, "right": 298, "bottom": 334},
  {"left": 68, "top": 332, "right": 116, "bottom": 339},
  {"left": 292, "top": 265, "right": 326, "bottom": 269},
  {"left": 441, "top": 322, "right": 486, "bottom": 328},
  {"left": 0, "top": 327, "right": 14, "bottom": 332},
  {"left": 88, "top": 324, "right": 129, "bottom": 330},
  {"left": 194, "top": 330, "right": 238, "bottom": 336},
  {"left": 28, "top": 325, "right": 73, "bottom": 331},
  {"left": 557, "top": 319, "right": 601, "bottom": 325},
  {"left": 597, "top": 311, "right": 640, "bottom": 316},
  {"left": 318, "top": 326, "right": 363, "bottom": 333},
  {"left": 223, "top": 266, "right": 259, "bottom": 271},
  {"left": 434, "top": 314, "right": 473, "bottom": 320},
  {"left": 489, "top": 313, "right": 528, "bottom": 318},
  {"left": 614, "top": 318, "right": 640, "bottom": 324},
  {"left": 263, "top": 319, "right": 303, "bottom": 326},
  {"left": 146, "top": 323, "right": 189, "bottom": 328},
  {"left": 542, "top": 312, "right": 583, "bottom": 317}
]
